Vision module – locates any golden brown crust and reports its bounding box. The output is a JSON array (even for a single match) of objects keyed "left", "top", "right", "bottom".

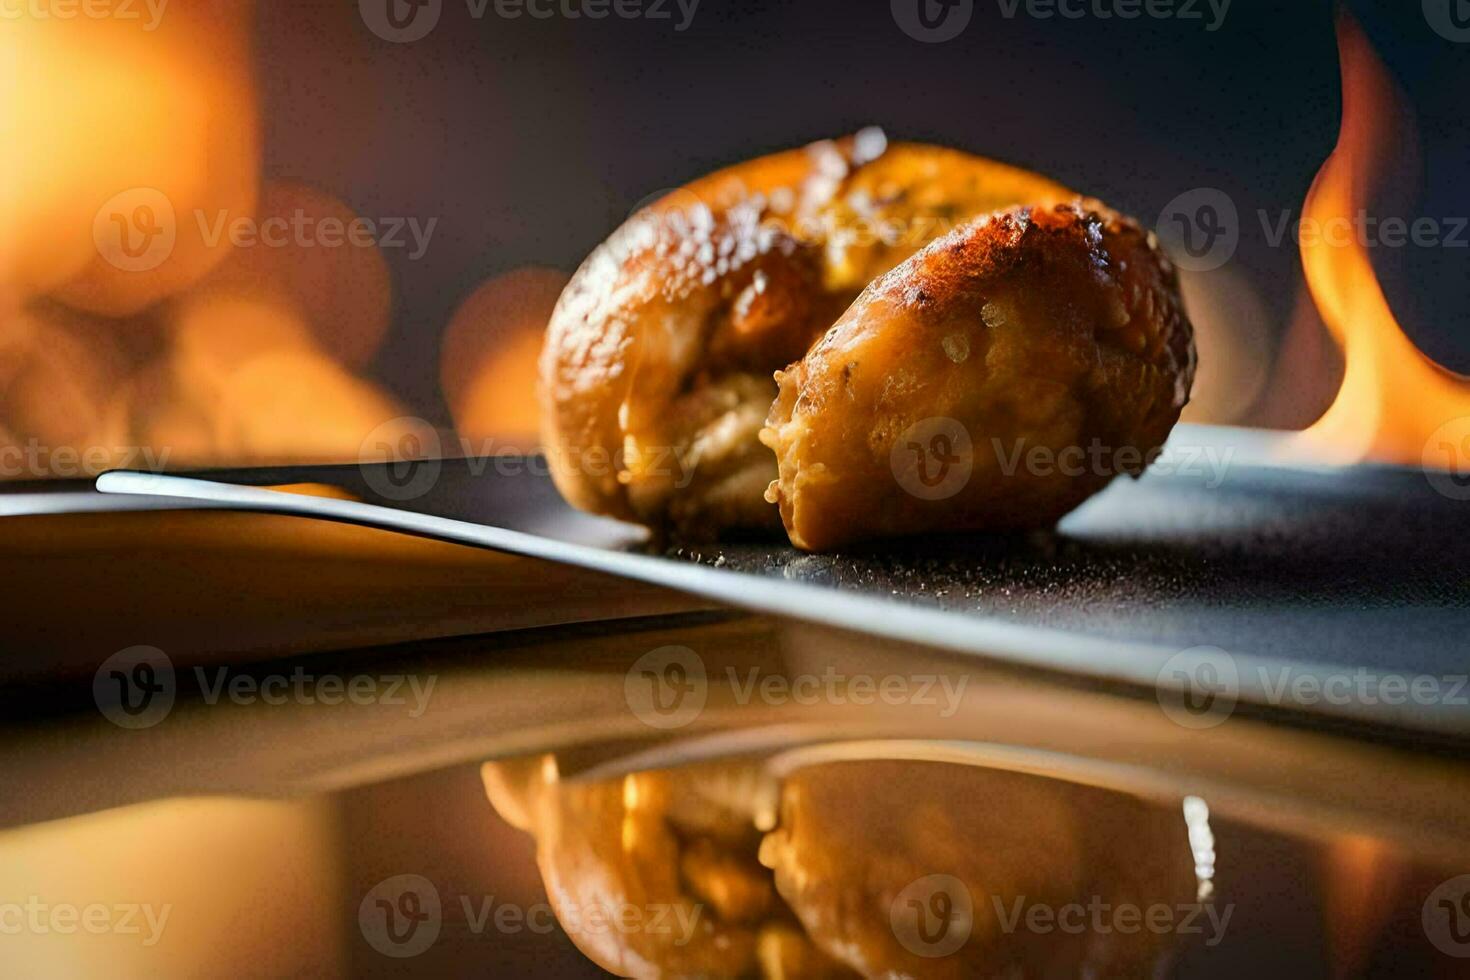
[
  {"left": 482, "top": 758, "right": 850, "bottom": 979},
  {"left": 538, "top": 133, "right": 1073, "bottom": 539},
  {"left": 761, "top": 201, "right": 1196, "bottom": 551},
  {"left": 761, "top": 762, "right": 1197, "bottom": 978}
]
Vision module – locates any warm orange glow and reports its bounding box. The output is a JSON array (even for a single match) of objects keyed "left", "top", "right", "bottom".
[
  {"left": 191, "top": 181, "right": 393, "bottom": 369},
  {"left": 1320, "top": 835, "right": 1402, "bottom": 979},
  {"left": 0, "top": 9, "right": 418, "bottom": 475},
  {"left": 0, "top": 304, "right": 132, "bottom": 457},
  {"left": 456, "top": 327, "right": 547, "bottom": 449},
  {"left": 442, "top": 266, "right": 568, "bottom": 448},
  {"left": 1295, "top": 16, "right": 1470, "bottom": 466},
  {"left": 102, "top": 295, "right": 413, "bottom": 470},
  {"left": 214, "top": 349, "right": 416, "bottom": 463},
  {"left": 0, "top": 797, "right": 343, "bottom": 977},
  {"left": 1, "top": 4, "right": 260, "bottom": 315}
]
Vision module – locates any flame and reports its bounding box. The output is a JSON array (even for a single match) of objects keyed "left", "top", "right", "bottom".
[
  {"left": 441, "top": 266, "right": 568, "bottom": 449},
  {"left": 1294, "top": 15, "right": 1470, "bottom": 467},
  {"left": 0, "top": 10, "right": 417, "bottom": 475},
  {"left": 0, "top": 3, "right": 260, "bottom": 315},
  {"left": 190, "top": 181, "right": 393, "bottom": 370}
]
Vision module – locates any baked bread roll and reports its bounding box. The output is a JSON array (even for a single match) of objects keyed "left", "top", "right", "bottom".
[
  {"left": 761, "top": 201, "right": 1195, "bottom": 550},
  {"left": 538, "top": 132, "right": 1073, "bottom": 540}
]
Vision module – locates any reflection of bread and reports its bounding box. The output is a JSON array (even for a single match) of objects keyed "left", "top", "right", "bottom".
[
  {"left": 760, "top": 761, "right": 1199, "bottom": 978},
  {"left": 484, "top": 757, "right": 1200, "bottom": 978},
  {"left": 482, "top": 757, "right": 849, "bottom": 979},
  {"left": 538, "top": 132, "right": 1073, "bottom": 540},
  {"left": 763, "top": 202, "right": 1196, "bottom": 550}
]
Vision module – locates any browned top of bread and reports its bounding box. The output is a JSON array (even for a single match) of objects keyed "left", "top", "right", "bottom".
[
  {"left": 761, "top": 201, "right": 1196, "bottom": 550},
  {"left": 538, "top": 132, "right": 1075, "bottom": 530}
]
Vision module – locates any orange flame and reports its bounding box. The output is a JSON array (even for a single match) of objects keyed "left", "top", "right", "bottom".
[
  {"left": 0, "top": 8, "right": 420, "bottom": 475},
  {"left": 1295, "top": 15, "right": 1470, "bottom": 467}
]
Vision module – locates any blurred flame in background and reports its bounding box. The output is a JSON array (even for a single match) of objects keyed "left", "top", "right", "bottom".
[
  {"left": 441, "top": 266, "right": 568, "bottom": 453},
  {"left": 0, "top": 3, "right": 443, "bottom": 476},
  {"left": 1291, "top": 15, "right": 1470, "bottom": 467},
  {"left": 1, "top": 4, "right": 257, "bottom": 311}
]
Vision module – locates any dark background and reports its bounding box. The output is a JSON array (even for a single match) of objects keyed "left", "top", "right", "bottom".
[{"left": 253, "top": 0, "right": 1470, "bottom": 427}]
